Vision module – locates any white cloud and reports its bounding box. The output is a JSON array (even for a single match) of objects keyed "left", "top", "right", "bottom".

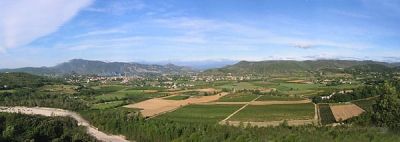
[
  {"left": 0, "top": 0, "right": 93, "bottom": 51},
  {"left": 85, "top": 0, "right": 145, "bottom": 15}
]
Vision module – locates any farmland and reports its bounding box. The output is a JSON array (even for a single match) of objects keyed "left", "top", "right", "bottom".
[
  {"left": 217, "top": 92, "right": 259, "bottom": 102},
  {"left": 164, "top": 95, "right": 190, "bottom": 100},
  {"left": 39, "top": 84, "right": 78, "bottom": 94},
  {"left": 216, "top": 81, "right": 261, "bottom": 90},
  {"left": 94, "top": 88, "right": 165, "bottom": 103},
  {"left": 229, "top": 103, "right": 315, "bottom": 122},
  {"left": 0, "top": 89, "right": 15, "bottom": 93},
  {"left": 330, "top": 103, "right": 365, "bottom": 122},
  {"left": 157, "top": 104, "right": 242, "bottom": 123},
  {"left": 256, "top": 95, "right": 305, "bottom": 101},
  {"left": 92, "top": 100, "right": 126, "bottom": 109},
  {"left": 318, "top": 104, "right": 336, "bottom": 125}
]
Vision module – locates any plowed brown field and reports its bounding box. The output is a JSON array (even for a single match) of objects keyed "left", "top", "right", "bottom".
[{"left": 330, "top": 104, "right": 365, "bottom": 122}]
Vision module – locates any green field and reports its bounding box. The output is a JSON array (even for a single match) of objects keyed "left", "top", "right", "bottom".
[
  {"left": 217, "top": 82, "right": 260, "bottom": 90},
  {"left": 93, "top": 85, "right": 127, "bottom": 94},
  {"left": 256, "top": 95, "right": 305, "bottom": 101},
  {"left": 95, "top": 89, "right": 165, "bottom": 102},
  {"left": 157, "top": 104, "right": 243, "bottom": 123},
  {"left": 164, "top": 95, "right": 190, "bottom": 100},
  {"left": 272, "top": 83, "right": 324, "bottom": 91},
  {"left": 39, "top": 84, "right": 78, "bottom": 94},
  {"left": 318, "top": 104, "right": 336, "bottom": 125},
  {"left": 230, "top": 103, "right": 315, "bottom": 122},
  {"left": 0, "top": 89, "right": 15, "bottom": 93},
  {"left": 352, "top": 97, "right": 378, "bottom": 112},
  {"left": 91, "top": 100, "right": 126, "bottom": 109},
  {"left": 217, "top": 92, "right": 259, "bottom": 102}
]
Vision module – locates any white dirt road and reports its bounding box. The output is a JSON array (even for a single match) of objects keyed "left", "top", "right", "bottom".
[{"left": 0, "top": 106, "right": 130, "bottom": 142}]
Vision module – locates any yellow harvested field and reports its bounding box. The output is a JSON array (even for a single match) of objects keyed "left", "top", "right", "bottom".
[
  {"left": 330, "top": 104, "right": 365, "bottom": 122},
  {"left": 124, "top": 92, "right": 228, "bottom": 117}
]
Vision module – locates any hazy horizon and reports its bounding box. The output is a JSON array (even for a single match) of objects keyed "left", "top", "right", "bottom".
[{"left": 1, "top": 0, "right": 400, "bottom": 68}]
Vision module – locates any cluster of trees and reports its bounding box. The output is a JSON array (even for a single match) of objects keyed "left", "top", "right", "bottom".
[
  {"left": 0, "top": 88, "right": 90, "bottom": 111},
  {"left": 81, "top": 108, "right": 400, "bottom": 142},
  {"left": 334, "top": 80, "right": 400, "bottom": 132},
  {"left": 0, "top": 72, "right": 56, "bottom": 90},
  {"left": 312, "top": 85, "right": 385, "bottom": 103},
  {"left": 0, "top": 113, "right": 96, "bottom": 142},
  {"left": 371, "top": 80, "right": 400, "bottom": 132},
  {"left": 0, "top": 73, "right": 91, "bottom": 111}
]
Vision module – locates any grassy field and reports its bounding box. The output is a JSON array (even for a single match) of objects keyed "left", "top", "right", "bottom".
[
  {"left": 230, "top": 103, "right": 315, "bottom": 122},
  {"left": 256, "top": 95, "right": 305, "bottom": 101},
  {"left": 95, "top": 89, "right": 165, "bottom": 102},
  {"left": 91, "top": 100, "right": 126, "bottom": 109},
  {"left": 318, "top": 104, "right": 336, "bottom": 125},
  {"left": 352, "top": 97, "right": 378, "bottom": 112},
  {"left": 93, "top": 85, "right": 127, "bottom": 94},
  {"left": 0, "top": 89, "right": 15, "bottom": 93},
  {"left": 217, "top": 92, "right": 259, "bottom": 102},
  {"left": 217, "top": 82, "right": 260, "bottom": 90},
  {"left": 157, "top": 104, "right": 243, "bottom": 123},
  {"left": 164, "top": 95, "right": 190, "bottom": 100},
  {"left": 39, "top": 85, "right": 78, "bottom": 94},
  {"left": 272, "top": 83, "right": 324, "bottom": 91}
]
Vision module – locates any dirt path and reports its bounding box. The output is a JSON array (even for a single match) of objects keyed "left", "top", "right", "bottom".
[
  {"left": 219, "top": 96, "right": 261, "bottom": 124},
  {"left": 124, "top": 92, "right": 228, "bottom": 117},
  {"left": 0, "top": 106, "right": 130, "bottom": 142}
]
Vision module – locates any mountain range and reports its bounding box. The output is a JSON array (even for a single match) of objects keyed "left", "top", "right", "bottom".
[
  {"left": 0, "top": 59, "right": 194, "bottom": 76},
  {"left": 1, "top": 59, "right": 399, "bottom": 76}
]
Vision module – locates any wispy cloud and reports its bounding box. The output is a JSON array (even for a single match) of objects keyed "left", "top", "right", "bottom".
[
  {"left": 72, "top": 29, "right": 126, "bottom": 38},
  {"left": 0, "top": 0, "right": 93, "bottom": 51},
  {"left": 85, "top": 0, "right": 145, "bottom": 15}
]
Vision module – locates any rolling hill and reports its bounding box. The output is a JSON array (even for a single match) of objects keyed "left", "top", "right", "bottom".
[{"left": 204, "top": 60, "right": 399, "bottom": 75}]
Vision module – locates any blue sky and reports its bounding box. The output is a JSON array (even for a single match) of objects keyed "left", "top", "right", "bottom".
[{"left": 0, "top": 0, "right": 399, "bottom": 68}]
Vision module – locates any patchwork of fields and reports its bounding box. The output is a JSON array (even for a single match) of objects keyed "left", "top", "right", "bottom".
[{"left": 73, "top": 81, "right": 367, "bottom": 126}]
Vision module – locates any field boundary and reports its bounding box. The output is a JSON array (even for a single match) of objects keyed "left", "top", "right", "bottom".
[{"left": 219, "top": 95, "right": 261, "bottom": 123}]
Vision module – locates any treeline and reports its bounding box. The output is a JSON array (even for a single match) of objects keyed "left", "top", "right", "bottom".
[
  {"left": 81, "top": 108, "right": 400, "bottom": 142},
  {"left": 0, "top": 72, "right": 59, "bottom": 90},
  {"left": 0, "top": 72, "right": 93, "bottom": 110},
  {"left": 312, "top": 85, "right": 385, "bottom": 103},
  {"left": 0, "top": 113, "right": 96, "bottom": 142},
  {"left": 329, "top": 79, "right": 400, "bottom": 132}
]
